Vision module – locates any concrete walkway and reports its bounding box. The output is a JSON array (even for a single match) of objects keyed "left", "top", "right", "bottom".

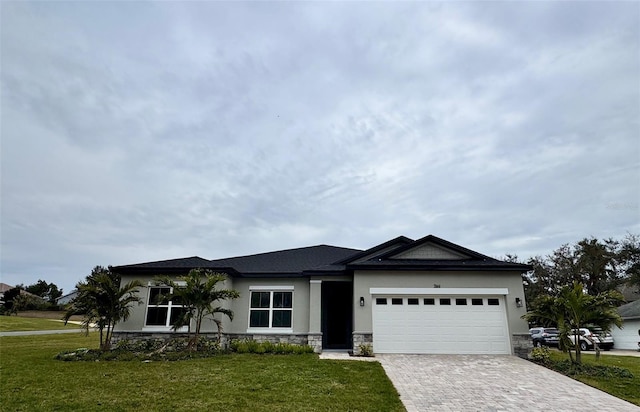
[
  {"left": 0, "top": 329, "right": 84, "bottom": 337},
  {"left": 376, "top": 354, "right": 640, "bottom": 412}
]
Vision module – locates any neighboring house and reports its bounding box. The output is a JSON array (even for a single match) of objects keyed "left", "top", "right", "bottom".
[
  {"left": 0, "top": 283, "right": 44, "bottom": 303},
  {"left": 610, "top": 299, "right": 640, "bottom": 350},
  {"left": 0, "top": 283, "right": 14, "bottom": 302},
  {"left": 617, "top": 283, "right": 640, "bottom": 303},
  {"left": 56, "top": 290, "right": 78, "bottom": 306},
  {"left": 112, "top": 234, "right": 533, "bottom": 357}
]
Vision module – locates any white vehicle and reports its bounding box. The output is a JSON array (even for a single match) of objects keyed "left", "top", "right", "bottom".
[
  {"left": 589, "top": 327, "right": 614, "bottom": 350},
  {"left": 567, "top": 328, "right": 605, "bottom": 351}
]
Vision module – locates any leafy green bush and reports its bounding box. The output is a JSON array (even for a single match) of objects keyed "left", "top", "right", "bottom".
[
  {"left": 57, "top": 337, "right": 314, "bottom": 361},
  {"left": 529, "top": 346, "right": 551, "bottom": 364},
  {"left": 357, "top": 344, "right": 374, "bottom": 357},
  {"left": 229, "top": 339, "right": 314, "bottom": 355},
  {"left": 549, "top": 359, "right": 634, "bottom": 379},
  {"left": 56, "top": 337, "right": 224, "bottom": 361}
]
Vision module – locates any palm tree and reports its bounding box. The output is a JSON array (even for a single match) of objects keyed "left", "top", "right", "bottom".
[
  {"left": 523, "top": 282, "right": 623, "bottom": 364},
  {"left": 156, "top": 269, "right": 239, "bottom": 350},
  {"left": 63, "top": 266, "right": 142, "bottom": 351}
]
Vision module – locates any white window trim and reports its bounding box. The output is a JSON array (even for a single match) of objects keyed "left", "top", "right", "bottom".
[
  {"left": 249, "top": 285, "right": 294, "bottom": 291},
  {"left": 143, "top": 284, "right": 188, "bottom": 332},
  {"left": 247, "top": 287, "right": 294, "bottom": 333},
  {"left": 147, "top": 280, "right": 187, "bottom": 287}
]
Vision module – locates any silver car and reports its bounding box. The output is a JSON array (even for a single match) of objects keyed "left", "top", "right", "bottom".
[{"left": 529, "top": 327, "right": 560, "bottom": 347}]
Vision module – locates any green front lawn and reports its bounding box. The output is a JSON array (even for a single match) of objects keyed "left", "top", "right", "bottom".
[
  {"left": 0, "top": 315, "right": 80, "bottom": 332},
  {"left": 548, "top": 351, "right": 640, "bottom": 406},
  {"left": 0, "top": 333, "right": 404, "bottom": 411}
]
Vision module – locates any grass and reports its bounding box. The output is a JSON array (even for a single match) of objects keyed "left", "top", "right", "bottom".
[
  {"left": 0, "top": 315, "right": 81, "bottom": 332},
  {"left": 548, "top": 351, "right": 640, "bottom": 406},
  {"left": 14, "top": 310, "right": 83, "bottom": 321},
  {"left": 0, "top": 333, "right": 405, "bottom": 412}
]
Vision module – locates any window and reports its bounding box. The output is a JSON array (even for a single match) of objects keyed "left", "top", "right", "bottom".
[
  {"left": 408, "top": 298, "right": 419, "bottom": 305},
  {"left": 249, "top": 290, "right": 292, "bottom": 328},
  {"left": 455, "top": 298, "right": 467, "bottom": 305},
  {"left": 145, "top": 286, "right": 186, "bottom": 328},
  {"left": 424, "top": 298, "right": 435, "bottom": 305},
  {"left": 376, "top": 298, "right": 387, "bottom": 305},
  {"left": 440, "top": 298, "right": 451, "bottom": 305},
  {"left": 391, "top": 298, "right": 403, "bottom": 305},
  {"left": 488, "top": 298, "right": 500, "bottom": 306},
  {"left": 471, "top": 298, "right": 483, "bottom": 306}
]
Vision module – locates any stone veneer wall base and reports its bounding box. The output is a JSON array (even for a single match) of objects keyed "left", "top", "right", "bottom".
[
  {"left": 111, "top": 332, "right": 320, "bottom": 352},
  {"left": 112, "top": 331, "right": 530, "bottom": 357},
  {"left": 352, "top": 332, "right": 373, "bottom": 356},
  {"left": 512, "top": 333, "right": 533, "bottom": 359}
]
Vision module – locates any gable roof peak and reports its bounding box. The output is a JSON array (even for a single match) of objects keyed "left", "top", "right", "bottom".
[
  {"left": 379, "top": 234, "right": 494, "bottom": 261},
  {"left": 334, "top": 235, "right": 414, "bottom": 264}
]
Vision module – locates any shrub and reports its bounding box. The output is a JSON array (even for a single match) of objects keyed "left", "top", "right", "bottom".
[
  {"left": 294, "top": 344, "right": 314, "bottom": 354},
  {"left": 228, "top": 339, "right": 314, "bottom": 355},
  {"left": 529, "top": 346, "right": 551, "bottom": 364},
  {"left": 548, "top": 359, "right": 634, "bottom": 379},
  {"left": 56, "top": 337, "right": 225, "bottom": 362},
  {"left": 56, "top": 338, "right": 315, "bottom": 361},
  {"left": 357, "top": 344, "right": 374, "bottom": 357}
]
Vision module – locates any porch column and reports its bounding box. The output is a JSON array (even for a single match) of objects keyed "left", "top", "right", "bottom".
[
  {"left": 309, "top": 279, "right": 322, "bottom": 333},
  {"left": 308, "top": 279, "right": 322, "bottom": 353}
]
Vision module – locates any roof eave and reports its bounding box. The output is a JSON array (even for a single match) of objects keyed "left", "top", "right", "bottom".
[
  {"left": 348, "top": 263, "right": 532, "bottom": 272},
  {"left": 113, "top": 266, "right": 239, "bottom": 276},
  {"left": 232, "top": 272, "right": 305, "bottom": 278}
]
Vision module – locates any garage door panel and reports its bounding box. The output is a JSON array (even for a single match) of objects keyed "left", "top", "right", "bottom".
[{"left": 372, "top": 295, "right": 510, "bottom": 354}]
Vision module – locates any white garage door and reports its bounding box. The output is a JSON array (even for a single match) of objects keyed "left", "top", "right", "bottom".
[{"left": 372, "top": 294, "right": 510, "bottom": 354}]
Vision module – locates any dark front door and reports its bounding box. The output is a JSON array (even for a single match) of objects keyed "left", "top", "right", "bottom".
[{"left": 321, "top": 281, "right": 353, "bottom": 350}]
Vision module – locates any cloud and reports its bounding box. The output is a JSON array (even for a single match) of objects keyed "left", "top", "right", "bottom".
[{"left": 1, "top": 1, "right": 638, "bottom": 293}]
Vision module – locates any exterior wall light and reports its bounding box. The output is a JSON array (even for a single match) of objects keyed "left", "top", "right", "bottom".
[
  {"left": 360, "top": 297, "right": 365, "bottom": 307},
  {"left": 515, "top": 297, "right": 523, "bottom": 308}
]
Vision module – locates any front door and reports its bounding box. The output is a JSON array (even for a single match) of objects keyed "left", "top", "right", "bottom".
[{"left": 321, "top": 281, "right": 353, "bottom": 350}]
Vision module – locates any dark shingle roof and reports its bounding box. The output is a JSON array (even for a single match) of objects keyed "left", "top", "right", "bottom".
[
  {"left": 209, "top": 245, "right": 362, "bottom": 275},
  {"left": 335, "top": 236, "right": 414, "bottom": 264},
  {"left": 617, "top": 299, "right": 640, "bottom": 319},
  {"left": 347, "top": 259, "right": 531, "bottom": 271},
  {"left": 112, "top": 256, "right": 217, "bottom": 273},
  {"left": 110, "top": 234, "right": 532, "bottom": 277},
  {"left": 346, "top": 234, "right": 532, "bottom": 272}
]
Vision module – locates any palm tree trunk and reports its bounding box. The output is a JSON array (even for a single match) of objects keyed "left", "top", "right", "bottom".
[
  {"left": 99, "top": 327, "right": 105, "bottom": 351},
  {"left": 104, "top": 321, "right": 112, "bottom": 351},
  {"left": 214, "top": 319, "right": 222, "bottom": 343},
  {"left": 190, "top": 314, "right": 202, "bottom": 352}
]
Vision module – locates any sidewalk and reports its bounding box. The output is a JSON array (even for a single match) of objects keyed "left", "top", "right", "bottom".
[{"left": 0, "top": 329, "right": 85, "bottom": 337}]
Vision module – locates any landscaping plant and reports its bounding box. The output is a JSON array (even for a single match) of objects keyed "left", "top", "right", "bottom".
[
  {"left": 155, "top": 269, "right": 240, "bottom": 350},
  {"left": 522, "top": 282, "right": 623, "bottom": 364},
  {"left": 63, "top": 266, "right": 143, "bottom": 351}
]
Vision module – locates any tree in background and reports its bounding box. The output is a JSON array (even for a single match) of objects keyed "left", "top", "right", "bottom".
[
  {"left": 519, "top": 234, "right": 639, "bottom": 308},
  {"left": 616, "top": 234, "right": 640, "bottom": 293},
  {"left": 63, "top": 266, "right": 142, "bottom": 351},
  {"left": 25, "top": 279, "right": 63, "bottom": 305},
  {"left": 1, "top": 287, "right": 23, "bottom": 315},
  {"left": 155, "top": 269, "right": 240, "bottom": 350},
  {"left": 523, "top": 282, "right": 623, "bottom": 364},
  {"left": 13, "top": 293, "right": 47, "bottom": 312}
]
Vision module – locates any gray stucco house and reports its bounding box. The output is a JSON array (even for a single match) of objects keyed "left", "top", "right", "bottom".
[
  {"left": 610, "top": 299, "right": 640, "bottom": 350},
  {"left": 112, "top": 234, "right": 533, "bottom": 356}
]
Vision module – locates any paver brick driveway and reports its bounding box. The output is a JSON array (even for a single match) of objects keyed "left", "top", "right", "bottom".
[{"left": 377, "top": 354, "right": 640, "bottom": 412}]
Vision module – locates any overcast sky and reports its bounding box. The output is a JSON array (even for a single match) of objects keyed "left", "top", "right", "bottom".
[{"left": 1, "top": 1, "right": 639, "bottom": 295}]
